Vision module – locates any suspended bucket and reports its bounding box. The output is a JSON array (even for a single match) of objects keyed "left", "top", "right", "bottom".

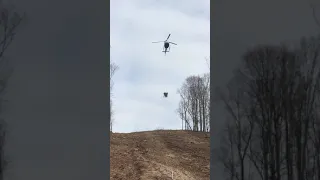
[{"left": 163, "top": 92, "right": 168, "bottom": 98}]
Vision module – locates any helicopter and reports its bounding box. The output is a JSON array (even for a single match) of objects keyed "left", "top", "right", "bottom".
[{"left": 152, "top": 34, "right": 177, "bottom": 55}]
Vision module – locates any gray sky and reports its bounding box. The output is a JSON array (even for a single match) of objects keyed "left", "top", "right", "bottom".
[
  {"left": 2, "top": 0, "right": 109, "bottom": 179},
  {"left": 211, "top": 0, "right": 320, "bottom": 178},
  {"left": 110, "top": 0, "right": 210, "bottom": 133}
]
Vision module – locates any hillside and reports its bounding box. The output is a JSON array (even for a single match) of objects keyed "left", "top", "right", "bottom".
[{"left": 110, "top": 130, "right": 210, "bottom": 180}]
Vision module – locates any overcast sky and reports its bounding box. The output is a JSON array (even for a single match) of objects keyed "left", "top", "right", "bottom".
[{"left": 110, "top": 0, "right": 210, "bottom": 133}]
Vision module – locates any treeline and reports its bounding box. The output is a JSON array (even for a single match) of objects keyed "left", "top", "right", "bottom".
[
  {"left": 216, "top": 35, "right": 320, "bottom": 180},
  {"left": 177, "top": 73, "right": 210, "bottom": 132},
  {"left": 110, "top": 61, "right": 118, "bottom": 132}
]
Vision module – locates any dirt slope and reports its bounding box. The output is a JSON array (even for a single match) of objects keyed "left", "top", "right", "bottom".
[{"left": 111, "top": 130, "right": 210, "bottom": 180}]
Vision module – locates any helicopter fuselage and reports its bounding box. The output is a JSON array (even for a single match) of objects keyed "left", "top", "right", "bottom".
[
  {"left": 164, "top": 42, "right": 169, "bottom": 48},
  {"left": 162, "top": 42, "right": 170, "bottom": 55}
]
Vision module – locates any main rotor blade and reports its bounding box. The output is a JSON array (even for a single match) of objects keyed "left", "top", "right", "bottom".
[
  {"left": 152, "top": 41, "right": 163, "bottom": 43},
  {"left": 166, "top": 34, "right": 171, "bottom": 41},
  {"left": 168, "top": 42, "right": 177, "bottom": 45}
]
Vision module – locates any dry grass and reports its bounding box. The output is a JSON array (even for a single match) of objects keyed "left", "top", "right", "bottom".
[{"left": 110, "top": 130, "right": 210, "bottom": 180}]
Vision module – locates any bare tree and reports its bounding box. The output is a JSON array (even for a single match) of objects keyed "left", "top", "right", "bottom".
[
  {"left": 216, "top": 68, "right": 255, "bottom": 180},
  {"left": 205, "top": 56, "right": 210, "bottom": 70},
  {"left": 0, "top": 119, "right": 7, "bottom": 180},
  {"left": 200, "top": 73, "right": 210, "bottom": 132},
  {"left": 0, "top": 2, "right": 24, "bottom": 180},
  {"left": 309, "top": 1, "right": 320, "bottom": 28},
  {"left": 218, "top": 123, "right": 238, "bottom": 180},
  {"left": 177, "top": 73, "right": 210, "bottom": 132},
  {"left": 304, "top": 5, "right": 320, "bottom": 179},
  {"left": 110, "top": 61, "right": 118, "bottom": 132},
  {"left": 296, "top": 35, "right": 320, "bottom": 180},
  {"left": 177, "top": 81, "right": 192, "bottom": 130},
  {"left": 217, "top": 35, "right": 320, "bottom": 180}
]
